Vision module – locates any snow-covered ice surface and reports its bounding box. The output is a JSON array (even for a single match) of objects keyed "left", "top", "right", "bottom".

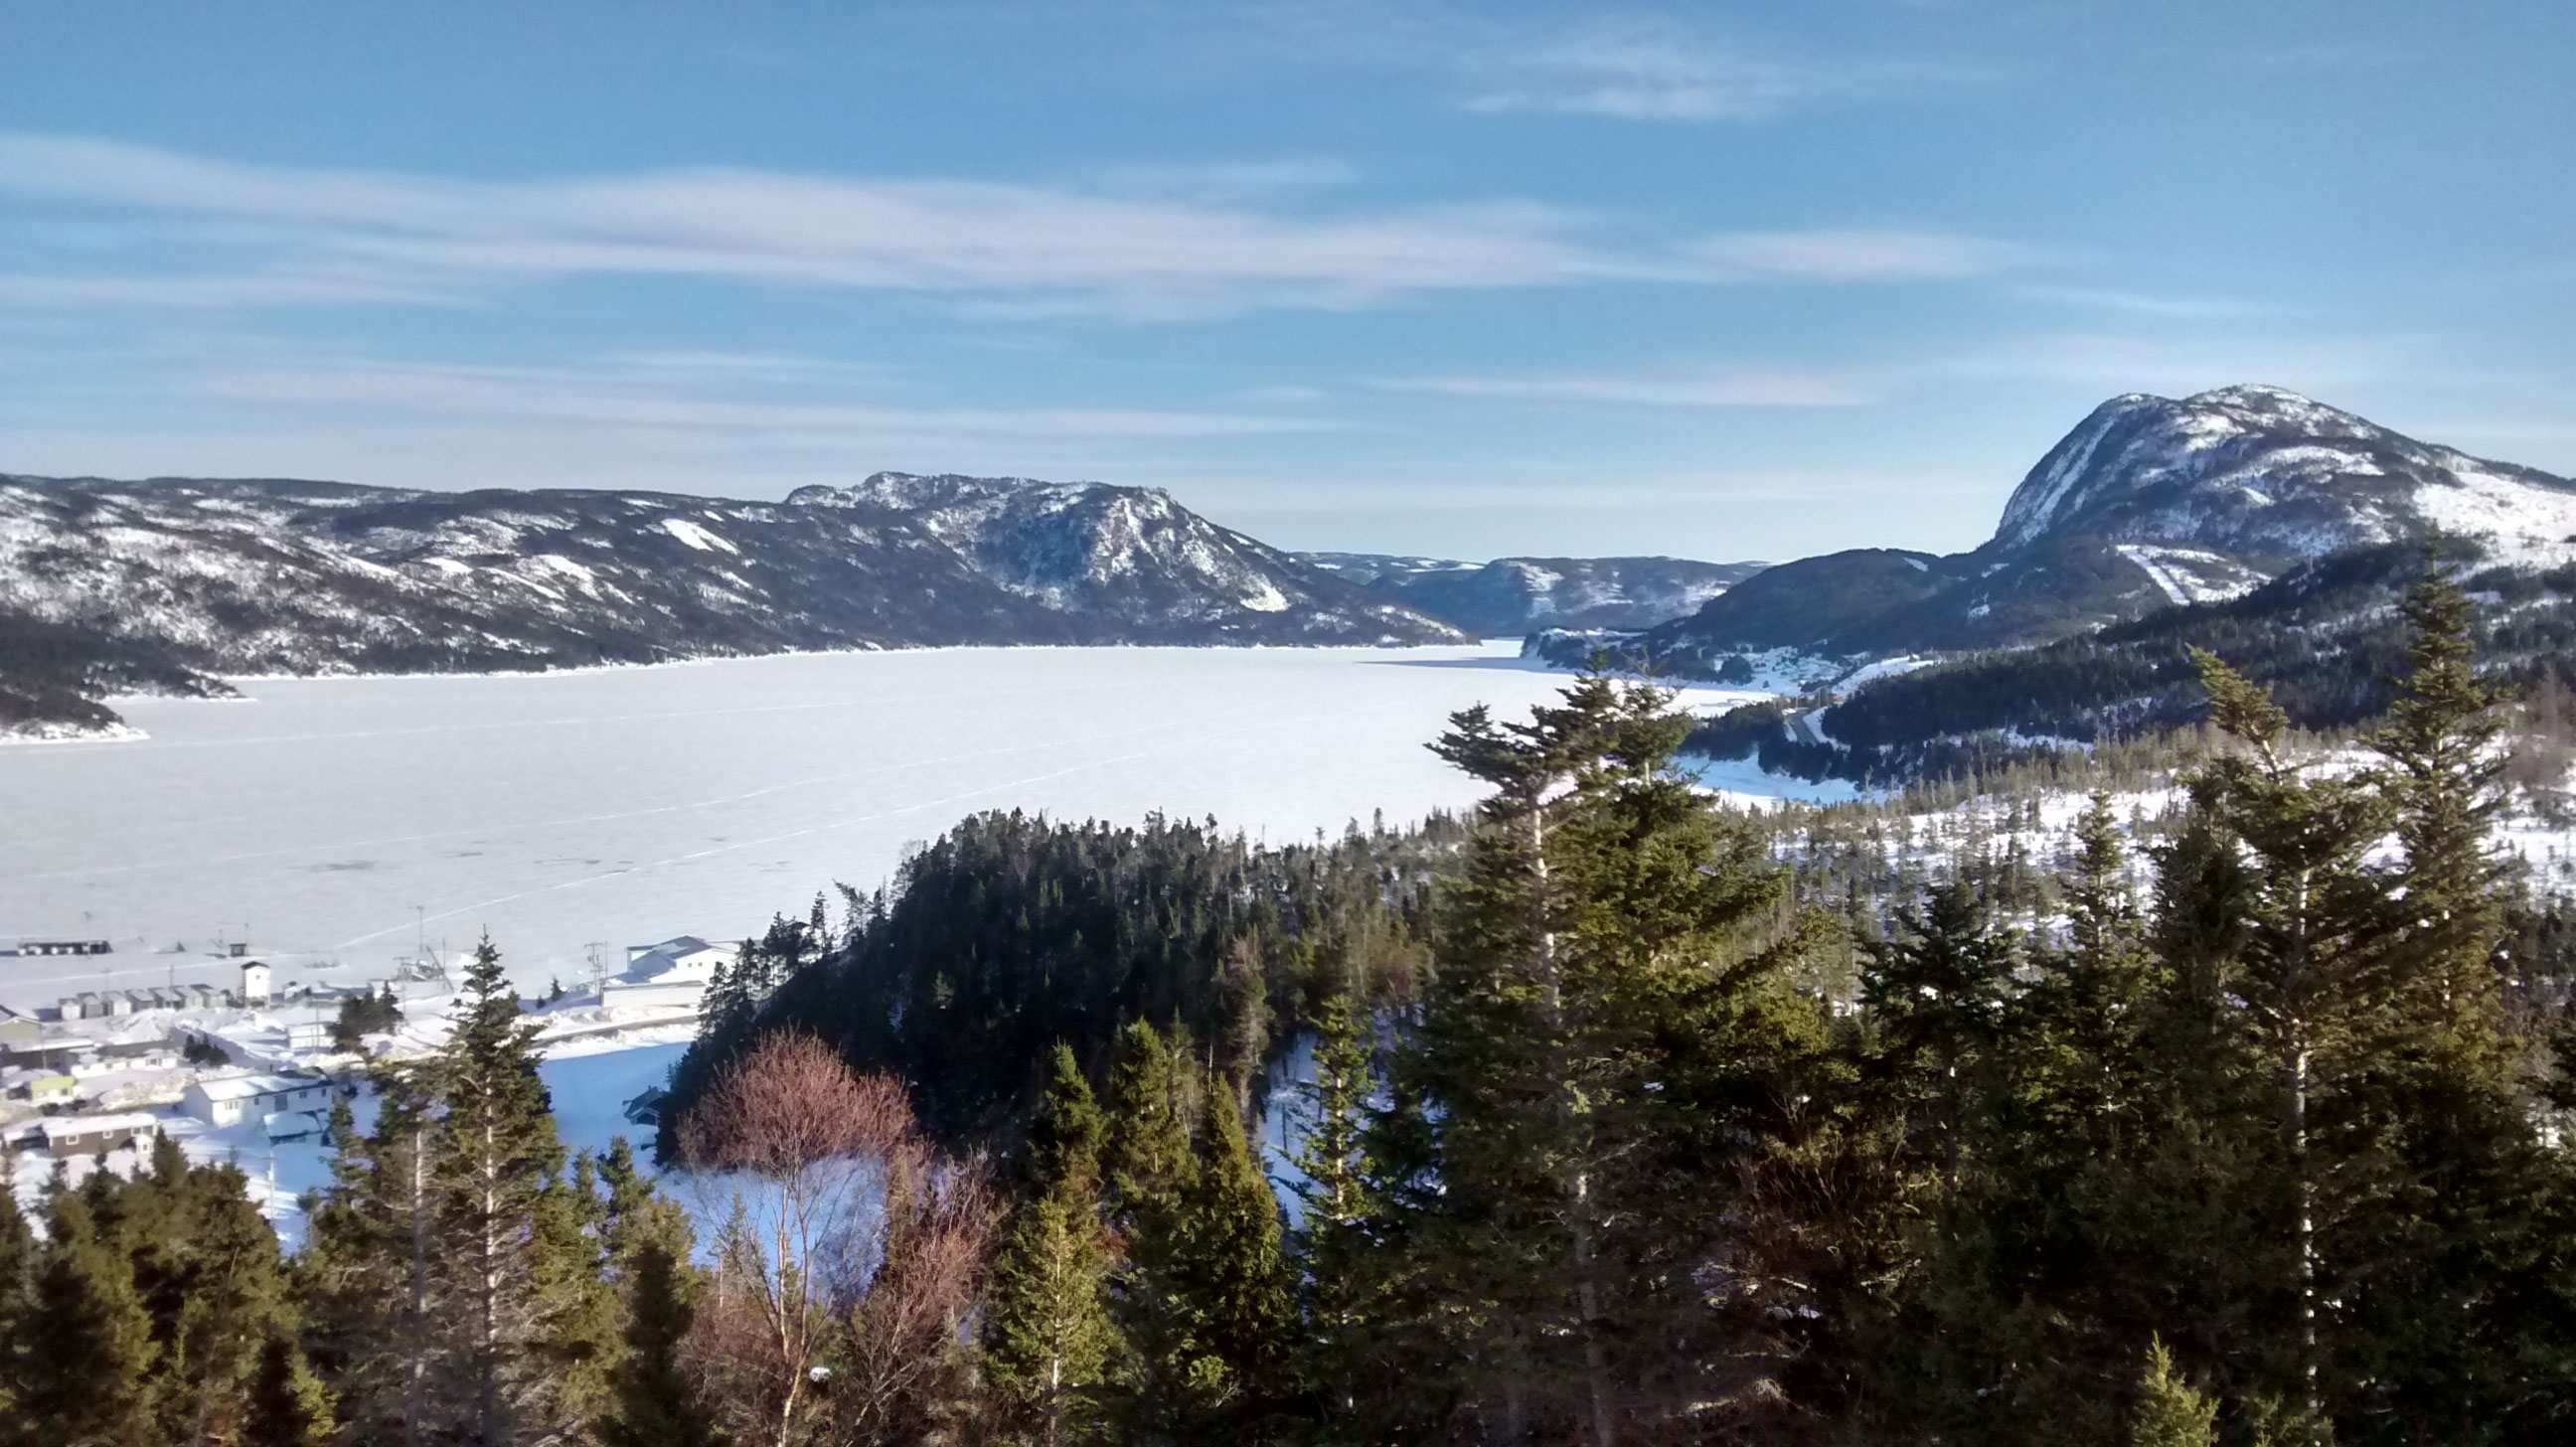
[{"left": 0, "top": 643, "right": 1776, "bottom": 1007}]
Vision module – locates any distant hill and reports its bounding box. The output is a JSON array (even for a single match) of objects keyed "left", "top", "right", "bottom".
[
  {"left": 1302, "top": 553, "right": 1767, "bottom": 635},
  {"left": 1539, "top": 385, "right": 2576, "bottom": 676},
  {"left": 0, "top": 471, "right": 1465, "bottom": 735},
  {"left": 1534, "top": 385, "right": 2576, "bottom": 783}
]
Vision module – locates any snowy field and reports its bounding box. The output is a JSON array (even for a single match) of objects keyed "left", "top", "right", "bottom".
[{"left": 0, "top": 643, "right": 1775, "bottom": 1008}]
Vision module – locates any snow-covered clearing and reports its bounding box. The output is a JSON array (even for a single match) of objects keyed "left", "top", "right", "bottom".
[{"left": 0, "top": 643, "right": 1779, "bottom": 1008}]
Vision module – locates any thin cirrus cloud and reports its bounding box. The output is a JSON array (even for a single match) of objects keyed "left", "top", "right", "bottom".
[
  {"left": 0, "top": 134, "right": 2036, "bottom": 319},
  {"left": 1452, "top": 14, "right": 1976, "bottom": 121},
  {"left": 0, "top": 133, "right": 1646, "bottom": 320},
  {"left": 183, "top": 351, "right": 1331, "bottom": 441},
  {"left": 1375, "top": 366, "right": 1876, "bottom": 408}
]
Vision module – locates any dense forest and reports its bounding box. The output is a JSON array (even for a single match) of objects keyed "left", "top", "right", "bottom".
[
  {"left": 1680, "top": 544, "right": 2576, "bottom": 787},
  {"left": 7, "top": 569, "right": 2576, "bottom": 1444}
]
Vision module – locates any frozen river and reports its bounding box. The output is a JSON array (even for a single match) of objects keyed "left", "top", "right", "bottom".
[{"left": 0, "top": 643, "right": 1769, "bottom": 1006}]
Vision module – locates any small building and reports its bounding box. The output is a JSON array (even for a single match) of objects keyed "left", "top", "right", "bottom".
[
  {"left": 101, "top": 991, "right": 132, "bottom": 1017},
  {"left": 182, "top": 1072, "right": 332, "bottom": 1128},
  {"left": 239, "top": 961, "right": 272, "bottom": 1006},
  {"left": 0, "top": 1006, "right": 38, "bottom": 1046},
  {"left": 66, "top": 992, "right": 101, "bottom": 1021},
  {"left": 285, "top": 1021, "right": 337, "bottom": 1054},
  {"left": 42, "top": 1111, "right": 159, "bottom": 1159},
  {"left": 261, "top": 1110, "right": 327, "bottom": 1143},
  {"left": 184, "top": 983, "right": 222, "bottom": 1010},
  {"left": 17, "top": 939, "right": 113, "bottom": 957},
  {"left": 603, "top": 935, "right": 736, "bottom": 1011},
  {"left": 5, "top": 1069, "right": 77, "bottom": 1106},
  {"left": 622, "top": 1086, "right": 669, "bottom": 1125},
  {"left": 96, "top": 1037, "right": 177, "bottom": 1072}
]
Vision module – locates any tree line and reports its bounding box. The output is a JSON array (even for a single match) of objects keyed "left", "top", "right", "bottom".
[{"left": 5, "top": 566, "right": 2574, "bottom": 1443}]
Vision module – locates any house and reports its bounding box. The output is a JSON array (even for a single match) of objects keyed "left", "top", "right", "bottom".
[
  {"left": 285, "top": 1021, "right": 337, "bottom": 1054},
  {"left": 622, "top": 1086, "right": 669, "bottom": 1125},
  {"left": 96, "top": 1036, "right": 177, "bottom": 1072},
  {"left": 42, "top": 1111, "right": 159, "bottom": 1159},
  {"left": 67, "top": 992, "right": 101, "bottom": 1021},
  {"left": 261, "top": 1110, "right": 327, "bottom": 1143},
  {"left": 185, "top": 982, "right": 222, "bottom": 1010},
  {"left": 15, "top": 939, "right": 112, "bottom": 957},
  {"left": 5, "top": 1069, "right": 77, "bottom": 1106},
  {"left": 182, "top": 1072, "right": 333, "bottom": 1127},
  {"left": 0, "top": 1006, "right": 37, "bottom": 1046},
  {"left": 239, "top": 960, "right": 272, "bottom": 1006},
  {"left": 101, "top": 991, "right": 132, "bottom": 1017},
  {"left": 602, "top": 935, "right": 736, "bottom": 1011}
]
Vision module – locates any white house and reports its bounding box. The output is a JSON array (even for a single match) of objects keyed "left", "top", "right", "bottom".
[
  {"left": 602, "top": 935, "right": 735, "bottom": 1012},
  {"left": 239, "top": 961, "right": 272, "bottom": 1006},
  {"left": 182, "top": 1072, "right": 333, "bottom": 1128}
]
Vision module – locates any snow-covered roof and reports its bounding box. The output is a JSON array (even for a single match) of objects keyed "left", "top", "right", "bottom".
[
  {"left": 262, "top": 1111, "right": 326, "bottom": 1139},
  {"left": 42, "top": 1111, "right": 159, "bottom": 1140},
  {"left": 189, "top": 1072, "right": 330, "bottom": 1102}
]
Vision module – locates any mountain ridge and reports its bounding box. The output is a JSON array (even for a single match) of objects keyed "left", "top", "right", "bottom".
[
  {"left": 0, "top": 469, "right": 1467, "bottom": 736},
  {"left": 1300, "top": 552, "right": 1768, "bottom": 635},
  {"left": 1539, "top": 385, "right": 2576, "bottom": 678}
]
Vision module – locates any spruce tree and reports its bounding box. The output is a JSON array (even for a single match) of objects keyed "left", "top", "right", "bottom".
[
  {"left": 0, "top": 1155, "right": 34, "bottom": 1439},
  {"left": 427, "top": 933, "right": 579, "bottom": 1443},
  {"left": 1287, "top": 985, "right": 1380, "bottom": 1433},
  {"left": 598, "top": 1241, "right": 716, "bottom": 1447},
  {"left": 2190, "top": 647, "right": 2392, "bottom": 1432},
  {"left": 985, "top": 1043, "right": 1119, "bottom": 1446},
  {"left": 243, "top": 1334, "right": 339, "bottom": 1447},
  {"left": 2134, "top": 1338, "right": 2219, "bottom": 1447},
  {"left": 1167, "top": 1081, "right": 1294, "bottom": 1437},
  {"left": 1397, "top": 670, "right": 1828, "bottom": 1442},
  {"left": 1100, "top": 1020, "right": 1203, "bottom": 1442},
  {"left": 21, "top": 1192, "right": 156, "bottom": 1447}
]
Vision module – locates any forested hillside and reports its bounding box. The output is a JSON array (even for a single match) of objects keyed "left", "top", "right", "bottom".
[{"left": 7, "top": 573, "right": 2576, "bottom": 1444}]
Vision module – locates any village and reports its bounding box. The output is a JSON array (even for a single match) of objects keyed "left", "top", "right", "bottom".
[{"left": 0, "top": 933, "right": 734, "bottom": 1231}]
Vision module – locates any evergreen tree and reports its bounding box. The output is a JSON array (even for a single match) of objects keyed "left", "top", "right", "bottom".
[
  {"left": 597, "top": 1241, "right": 716, "bottom": 1447},
  {"left": 1861, "top": 876, "right": 2017, "bottom": 1189},
  {"left": 20, "top": 1192, "right": 156, "bottom": 1447},
  {"left": 2133, "top": 1338, "right": 2219, "bottom": 1447},
  {"left": 0, "top": 1154, "right": 35, "bottom": 1440},
  {"left": 984, "top": 1043, "right": 1119, "bottom": 1446},
  {"left": 2191, "top": 646, "right": 2392, "bottom": 1429},
  {"left": 427, "top": 933, "right": 581, "bottom": 1443},
  {"left": 1165, "top": 1081, "right": 1294, "bottom": 1437},
  {"left": 2342, "top": 560, "right": 2569, "bottom": 1431},
  {"left": 243, "top": 1334, "right": 339, "bottom": 1447},
  {"left": 1287, "top": 985, "right": 1381, "bottom": 1435},
  {"left": 1100, "top": 1020, "right": 1204, "bottom": 1442},
  {"left": 1396, "top": 670, "right": 1829, "bottom": 1442}
]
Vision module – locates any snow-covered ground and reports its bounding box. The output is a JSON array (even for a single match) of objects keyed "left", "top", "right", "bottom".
[{"left": 0, "top": 643, "right": 1777, "bottom": 1008}]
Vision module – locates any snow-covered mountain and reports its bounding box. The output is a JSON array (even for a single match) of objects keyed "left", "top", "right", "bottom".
[
  {"left": 0, "top": 471, "right": 1466, "bottom": 733},
  {"left": 1994, "top": 384, "right": 2576, "bottom": 564},
  {"left": 1591, "top": 386, "right": 2576, "bottom": 674},
  {"left": 1301, "top": 552, "right": 1767, "bottom": 635}
]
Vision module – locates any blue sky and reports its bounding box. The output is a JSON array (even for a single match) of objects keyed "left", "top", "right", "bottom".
[{"left": 3, "top": 1, "right": 2572, "bottom": 561}]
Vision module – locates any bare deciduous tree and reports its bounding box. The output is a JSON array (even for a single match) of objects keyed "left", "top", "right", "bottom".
[{"left": 676, "top": 1030, "right": 995, "bottom": 1447}]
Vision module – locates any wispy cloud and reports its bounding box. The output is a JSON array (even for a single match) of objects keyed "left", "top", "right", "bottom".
[
  {"left": 1233, "top": 3, "right": 1977, "bottom": 124},
  {"left": 1458, "top": 17, "right": 1823, "bottom": 121},
  {"left": 1693, "top": 229, "right": 2037, "bottom": 282},
  {"left": 0, "top": 134, "right": 1660, "bottom": 320},
  {"left": 188, "top": 350, "right": 1329, "bottom": 442},
  {"left": 1376, "top": 364, "right": 1874, "bottom": 408},
  {"left": 0, "top": 135, "right": 2038, "bottom": 320}
]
